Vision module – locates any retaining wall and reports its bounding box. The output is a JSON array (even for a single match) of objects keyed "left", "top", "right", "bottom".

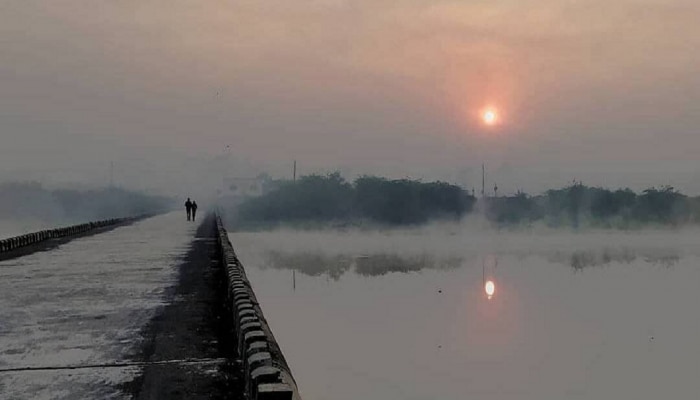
[
  {"left": 214, "top": 215, "right": 302, "bottom": 400},
  {"left": 0, "top": 216, "right": 144, "bottom": 253}
]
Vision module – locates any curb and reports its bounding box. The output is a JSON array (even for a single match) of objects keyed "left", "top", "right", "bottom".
[
  {"left": 214, "top": 215, "right": 302, "bottom": 400},
  {"left": 0, "top": 216, "right": 149, "bottom": 253}
]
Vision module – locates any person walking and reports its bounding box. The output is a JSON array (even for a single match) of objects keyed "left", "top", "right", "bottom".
[
  {"left": 185, "top": 198, "right": 193, "bottom": 221},
  {"left": 191, "top": 200, "right": 198, "bottom": 221}
]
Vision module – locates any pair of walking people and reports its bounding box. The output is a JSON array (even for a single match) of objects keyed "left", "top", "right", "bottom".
[{"left": 185, "top": 198, "right": 198, "bottom": 221}]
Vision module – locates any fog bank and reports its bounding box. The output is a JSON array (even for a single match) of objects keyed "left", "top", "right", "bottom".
[{"left": 0, "top": 182, "right": 173, "bottom": 238}]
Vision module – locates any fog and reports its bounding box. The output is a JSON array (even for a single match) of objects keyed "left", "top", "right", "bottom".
[
  {"left": 7, "top": 3, "right": 700, "bottom": 397},
  {"left": 233, "top": 218, "right": 700, "bottom": 262},
  {"left": 0, "top": 182, "right": 173, "bottom": 238},
  {"left": 4, "top": 4, "right": 700, "bottom": 396},
  {"left": 3, "top": 1, "right": 700, "bottom": 196}
]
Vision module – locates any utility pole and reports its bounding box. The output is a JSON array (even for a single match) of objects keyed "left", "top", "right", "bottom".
[
  {"left": 293, "top": 160, "right": 297, "bottom": 182},
  {"left": 481, "top": 163, "right": 485, "bottom": 198}
]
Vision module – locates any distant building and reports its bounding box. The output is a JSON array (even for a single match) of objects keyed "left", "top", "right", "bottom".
[{"left": 223, "top": 177, "right": 264, "bottom": 197}]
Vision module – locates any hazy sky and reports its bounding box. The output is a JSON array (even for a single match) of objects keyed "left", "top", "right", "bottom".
[{"left": 2, "top": 0, "right": 700, "bottom": 195}]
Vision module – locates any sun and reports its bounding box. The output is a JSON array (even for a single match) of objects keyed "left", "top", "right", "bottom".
[
  {"left": 485, "top": 280, "right": 495, "bottom": 299},
  {"left": 482, "top": 108, "right": 498, "bottom": 126}
]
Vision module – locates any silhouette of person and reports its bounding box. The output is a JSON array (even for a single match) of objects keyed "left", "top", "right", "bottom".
[
  {"left": 185, "top": 198, "right": 193, "bottom": 221},
  {"left": 191, "top": 201, "right": 198, "bottom": 221}
]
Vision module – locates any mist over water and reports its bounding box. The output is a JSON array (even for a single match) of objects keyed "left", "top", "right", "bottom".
[{"left": 230, "top": 226, "right": 700, "bottom": 400}]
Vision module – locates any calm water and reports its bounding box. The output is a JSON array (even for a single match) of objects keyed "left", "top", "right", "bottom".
[{"left": 230, "top": 228, "right": 700, "bottom": 400}]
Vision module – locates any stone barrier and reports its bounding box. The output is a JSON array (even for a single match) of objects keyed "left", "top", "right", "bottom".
[
  {"left": 0, "top": 216, "right": 146, "bottom": 254},
  {"left": 213, "top": 215, "right": 301, "bottom": 400}
]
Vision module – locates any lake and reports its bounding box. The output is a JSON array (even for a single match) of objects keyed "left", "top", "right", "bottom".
[{"left": 229, "top": 227, "right": 700, "bottom": 400}]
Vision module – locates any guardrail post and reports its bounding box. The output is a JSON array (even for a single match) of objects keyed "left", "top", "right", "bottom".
[
  {"left": 1, "top": 215, "right": 150, "bottom": 254},
  {"left": 212, "top": 213, "right": 301, "bottom": 400}
]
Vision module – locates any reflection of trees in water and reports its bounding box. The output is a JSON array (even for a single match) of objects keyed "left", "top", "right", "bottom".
[
  {"left": 264, "top": 251, "right": 463, "bottom": 280},
  {"left": 266, "top": 248, "right": 683, "bottom": 278},
  {"left": 265, "top": 251, "right": 353, "bottom": 281},
  {"left": 644, "top": 254, "right": 680, "bottom": 269},
  {"left": 355, "top": 254, "right": 462, "bottom": 276},
  {"left": 548, "top": 248, "right": 680, "bottom": 271}
]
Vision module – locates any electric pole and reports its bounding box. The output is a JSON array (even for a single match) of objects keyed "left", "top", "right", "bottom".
[{"left": 481, "top": 163, "right": 485, "bottom": 198}]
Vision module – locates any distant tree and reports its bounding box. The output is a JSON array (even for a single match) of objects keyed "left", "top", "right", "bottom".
[
  {"left": 232, "top": 174, "right": 700, "bottom": 229},
  {"left": 632, "top": 186, "right": 687, "bottom": 223},
  {"left": 237, "top": 173, "right": 474, "bottom": 226},
  {"left": 487, "top": 191, "right": 541, "bottom": 225},
  {"left": 543, "top": 181, "right": 589, "bottom": 227},
  {"left": 238, "top": 172, "right": 353, "bottom": 223},
  {"left": 354, "top": 176, "right": 474, "bottom": 224},
  {"left": 591, "top": 188, "right": 636, "bottom": 219}
]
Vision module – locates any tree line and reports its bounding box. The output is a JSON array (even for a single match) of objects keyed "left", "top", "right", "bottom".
[
  {"left": 488, "top": 182, "right": 697, "bottom": 228},
  {"left": 235, "top": 173, "right": 700, "bottom": 228},
  {"left": 236, "top": 172, "right": 474, "bottom": 226}
]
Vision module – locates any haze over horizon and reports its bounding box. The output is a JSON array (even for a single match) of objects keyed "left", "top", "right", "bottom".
[{"left": 2, "top": 1, "right": 699, "bottom": 195}]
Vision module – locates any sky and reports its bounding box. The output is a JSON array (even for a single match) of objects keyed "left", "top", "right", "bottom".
[{"left": 2, "top": 0, "right": 700, "bottom": 195}]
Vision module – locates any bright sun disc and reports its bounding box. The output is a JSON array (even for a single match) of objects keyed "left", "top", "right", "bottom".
[
  {"left": 485, "top": 280, "right": 496, "bottom": 298},
  {"left": 482, "top": 109, "right": 497, "bottom": 125}
]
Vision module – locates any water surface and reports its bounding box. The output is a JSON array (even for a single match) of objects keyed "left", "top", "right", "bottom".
[{"left": 230, "top": 229, "right": 700, "bottom": 400}]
